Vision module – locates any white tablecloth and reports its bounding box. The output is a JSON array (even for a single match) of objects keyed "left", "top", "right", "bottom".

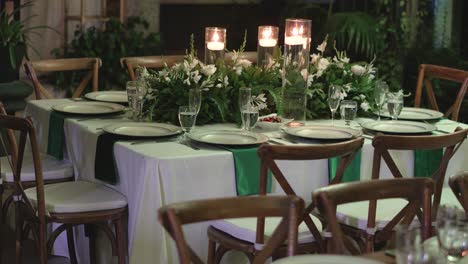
[{"left": 24, "top": 99, "right": 468, "bottom": 264}]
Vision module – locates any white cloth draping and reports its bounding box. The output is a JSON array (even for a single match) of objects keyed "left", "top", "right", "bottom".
[{"left": 24, "top": 99, "right": 468, "bottom": 264}]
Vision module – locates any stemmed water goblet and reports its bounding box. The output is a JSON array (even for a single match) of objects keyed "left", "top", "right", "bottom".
[
  {"left": 328, "top": 85, "right": 342, "bottom": 126},
  {"left": 178, "top": 106, "right": 197, "bottom": 142},
  {"left": 238, "top": 87, "right": 252, "bottom": 130},
  {"left": 387, "top": 92, "right": 404, "bottom": 120},
  {"left": 189, "top": 88, "right": 202, "bottom": 114},
  {"left": 374, "top": 80, "right": 389, "bottom": 121},
  {"left": 340, "top": 100, "right": 357, "bottom": 127}
]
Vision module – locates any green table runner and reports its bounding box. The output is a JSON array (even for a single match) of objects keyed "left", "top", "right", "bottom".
[
  {"left": 47, "top": 111, "right": 71, "bottom": 160},
  {"left": 328, "top": 150, "right": 362, "bottom": 183},
  {"left": 414, "top": 149, "right": 443, "bottom": 178},
  {"left": 224, "top": 146, "right": 272, "bottom": 196},
  {"left": 95, "top": 133, "right": 132, "bottom": 185}
]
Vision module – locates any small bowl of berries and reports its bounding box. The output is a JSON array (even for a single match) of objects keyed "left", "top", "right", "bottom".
[{"left": 257, "top": 114, "right": 293, "bottom": 131}]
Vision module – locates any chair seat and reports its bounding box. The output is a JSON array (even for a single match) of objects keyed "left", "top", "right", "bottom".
[
  {"left": 24, "top": 181, "right": 127, "bottom": 213},
  {"left": 211, "top": 213, "right": 323, "bottom": 244},
  {"left": 1, "top": 153, "right": 74, "bottom": 182},
  {"left": 440, "top": 186, "right": 463, "bottom": 209},
  {"left": 336, "top": 198, "right": 410, "bottom": 231}
]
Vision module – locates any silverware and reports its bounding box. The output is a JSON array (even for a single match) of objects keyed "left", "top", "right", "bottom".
[{"left": 268, "top": 139, "right": 286, "bottom": 145}]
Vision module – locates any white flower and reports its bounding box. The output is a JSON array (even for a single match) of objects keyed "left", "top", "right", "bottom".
[
  {"left": 223, "top": 76, "right": 229, "bottom": 86},
  {"left": 300, "top": 69, "right": 308, "bottom": 80},
  {"left": 318, "top": 58, "right": 330, "bottom": 71},
  {"left": 191, "top": 70, "right": 201, "bottom": 83},
  {"left": 343, "top": 84, "right": 352, "bottom": 92},
  {"left": 183, "top": 77, "right": 191, "bottom": 86},
  {"left": 360, "top": 101, "right": 370, "bottom": 111},
  {"left": 140, "top": 67, "right": 149, "bottom": 78},
  {"left": 310, "top": 53, "right": 320, "bottom": 64},
  {"left": 317, "top": 40, "right": 327, "bottom": 53},
  {"left": 359, "top": 94, "right": 366, "bottom": 100},
  {"left": 307, "top": 74, "right": 314, "bottom": 87},
  {"left": 237, "top": 59, "right": 252, "bottom": 68},
  {"left": 201, "top": 64, "right": 217, "bottom": 76},
  {"left": 252, "top": 93, "right": 267, "bottom": 110},
  {"left": 216, "top": 83, "right": 222, "bottom": 88},
  {"left": 164, "top": 77, "right": 170, "bottom": 82},
  {"left": 350, "top": 65, "right": 366, "bottom": 76},
  {"left": 235, "top": 66, "right": 243, "bottom": 75},
  {"left": 340, "top": 90, "right": 347, "bottom": 100}
]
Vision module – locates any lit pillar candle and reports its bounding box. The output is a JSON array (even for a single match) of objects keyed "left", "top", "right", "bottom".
[
  {"left": 257, "top": 26, "right": 279, "bottom": 68},
  {"left": 205, "top": 27, "right": 226, "bottom": 64}
]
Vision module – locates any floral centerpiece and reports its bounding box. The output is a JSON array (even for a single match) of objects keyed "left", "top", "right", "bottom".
[{"left": 141, "top": 36, "right": 379, "bottom": 125}]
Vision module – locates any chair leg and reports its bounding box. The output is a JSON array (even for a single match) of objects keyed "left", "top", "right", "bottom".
[
  {"left": 15, "top": 201, "right": 22, "bottom": 264},
  {"left": 66, "top": 226, "right": 78, "bottom": 264},
  {"left": 114, "top": 216, "right": 127, "bottom": 264},
  {"left": 207, "top": 239, "right": 216, "bottom": 264},
  {"left": 1, "top": 193, "right": 13, "bottom": 224},
  {"left": 85, "top": 224, "right": 97, "bottom": 264},
  {"left": 0, "top": 184, "right": 3, "bottom": 226}
]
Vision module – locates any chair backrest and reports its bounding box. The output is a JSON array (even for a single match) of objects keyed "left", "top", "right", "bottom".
[
  {"left": 24, "top": 58, "right": 102, "bottom": 100},
  {"left": 120, "top": 55, "right": 185, "bottom": 81},
  {"left": 256, "top": 137, "right": 364, "bottom": 251},
  {"left": 0, "top": 102, "right": 18, "bottom": 170},
  {"left": 371, "top": 128, "right": 468, "bottom": 218},
  {"left": 449, "top": 171, "right": 468, "bottom": 217},
  {"left": 414, "top": 64, "right": 468, "bottom": 121},
  {"left": 314, "top": 178, "right": 433, "bottom": 254},
  {"left": 225, "top": 51, "right": 258, "bottom": 64},
  {"left": 0, "top": 112, "right": 47, "bottom": 263},
  {"left": 158, "top": 195, "right": 304, "bottom": 264}
]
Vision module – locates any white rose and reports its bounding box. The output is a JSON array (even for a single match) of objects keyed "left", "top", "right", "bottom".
[
  {"left": 360, "top": 101, "right": 370, "bottom": 112},
  {"left": 201, "top": 64, "right": 216, "bottom": 76},
  {"left": 351, "top": 65, "right": 366, "bottom": 76},
  {"left": 318, "top": 58, "right": 330, "bottom": 71},
  {"left": 237, "top": 59, "right": 252, "bottom": 68}
]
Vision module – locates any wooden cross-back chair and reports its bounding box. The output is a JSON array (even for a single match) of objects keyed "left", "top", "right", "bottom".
[
  {"left": 314, "top": 178, "right": 433, "bottom": 254},
  {"left": 24, "top": 58, "right": 102, "bottom": 100},
  {"left": 414, "top": 64, "right": 468, "bottom": 121},
  {"left": 449, "top": 172, "right": 468, "bottom": 217},
  {"left": 158, "top": 195, "right": 304, "bottom": 264},
  {"left": 207, "top": 137, "right": 364, "bottom": 262},
  {"left": 0, "top": 114, "right": 128, "bottom": 264},
  {"left": 120, "top": 55, "right": 185, "bottom": 81}
]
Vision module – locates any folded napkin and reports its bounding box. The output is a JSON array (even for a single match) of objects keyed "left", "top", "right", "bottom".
[
  {"left": 47, "top": 111, "right": 71, "bottom": 160},
  {"left": 328, "top": 150, "right": 362, "bottom": 183},
  {"left": 223, "top": 146, "right": 272, "bottom": 196},
  {"left": 95, "top": 133, "right": 133, "bottom": 185},
  {"left": 414, "top": 149, "right": 443, "bottom": 178}
]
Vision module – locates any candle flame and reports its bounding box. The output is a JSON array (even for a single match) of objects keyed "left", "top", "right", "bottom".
[
  {"left": 262, "top": 27, "right": 273, "bottom": 39},
  {"left": 299, "top": 26, "right": 304, "bottom": 34},
  {"left": 292, "top": 27, "right": 299, "bottom": 36},
  {"left": 212, "top": 32, "right": 220, "bottom": 42}
]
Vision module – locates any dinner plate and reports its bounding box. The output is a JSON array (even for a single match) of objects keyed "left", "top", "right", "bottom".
[
  {"left": 84, "top": 91, "right": 128, "bottom": 103},
  {"left": 272, "top": 255, "right": 383, "bottom": 264},
  {"left": 103, "top": 122, "right": 182, "bottom": 137},
  {"left": 362, "top": 120, "right": 437, "bottom": 134},
  {"left": 52, "top": 101, "right": 125, "bottom": 115},
  {"left": 188, "top": 130, "right": 269, "bottom": 146},
  {"left": 379, "top": 107, "right": 443, "bottom": 121},
  {"left": 284, "top": 125, "right": 362, "bottom": 140}
]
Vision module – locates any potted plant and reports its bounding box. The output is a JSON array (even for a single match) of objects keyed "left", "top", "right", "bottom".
[{"left": 0, "top": 1, "right": 51, "bottom": 82}]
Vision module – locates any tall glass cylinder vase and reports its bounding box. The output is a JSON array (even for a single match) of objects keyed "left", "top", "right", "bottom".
[
  {"left": 281, "top": 18, "right": 311, "bottom": 125},
  {"left": 257, "top": 26, "right": 278, "bottom": 68},
  {"left": 204, "top": 27, "right": 226, "bottom": 65}
]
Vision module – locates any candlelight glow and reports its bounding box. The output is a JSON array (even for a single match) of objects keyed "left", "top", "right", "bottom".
[
  {"left": 212, "top": 32, "right": 220, "bottom": 42},
  {"left": 262, "top": 27, "right": 273, "bottom": 39}
]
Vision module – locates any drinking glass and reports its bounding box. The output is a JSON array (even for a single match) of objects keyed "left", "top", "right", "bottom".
[
  {"left": 241, "top": 105, "right": 259, "bottom": 131},
  {"left": 374, "top": 80, "right": 388, "bottom": 120},
  {"left": 135, "top": 80, "right": 147, "bottom": 120},
  {"left": 238, "top": 87, "right": 252, "bottom": 129},
  {"left": 340, "top": 100, "right": 357, "bottom": 127},
  {"left": 126, "top": 81, "right": 138, "bottom": 120},
  {"left": 387, "top": 92, "right": 404, "bottom": 120},
  {"left": 282, "top": 89, "right": 306, "bottom": 126},
  {"left": 178, "top": 106, "right": 197, "bottom": 140},
  {"left": 189, "top": 88, "right": 202, "bottom": 114},
  {"left": 328, "top": 85, "right": 342, "bottom": 126},
  {"left": 436, "top": 205, "right": 467, "bottom": 262},
  {"left": 396, "top": 225, "right": 442, "bottom": 264}
]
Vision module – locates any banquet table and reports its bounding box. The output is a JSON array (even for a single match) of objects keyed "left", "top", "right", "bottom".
[{"left": 24, "top": 99, "right": 468, "bottom": 264}]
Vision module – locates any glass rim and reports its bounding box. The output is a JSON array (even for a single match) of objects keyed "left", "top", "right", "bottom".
[
  {"left": 205, "top": 27, "right": 226, "bottom": 32},
  {"left": 285, "top": 18, "right": 312, "bottom": 24}
]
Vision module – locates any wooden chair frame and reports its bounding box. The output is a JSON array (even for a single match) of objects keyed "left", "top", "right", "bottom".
[
  {"left": 0, "top": 114, "right": 127, "bottom": 264},
  {"left": 159, "top": 195, "right": 304, "bottom": 264},
  {"left": 207, "top": 137, "right": 364, "bottom": 262},
  {"left": 120, "top": 55, "right": 185, "bottom": 81},
  {"left": 449, "top": 172, "right": 468, "bottom": 217},
  {"left": 372, "top": 128, "right": 467, "bottom": 219},
  {"left": 314, "top": 178, "right": 433, "bottom": 254},
  {"left": 24, "top": 58, "right": 102, "bottom": 100},
  {"left": 414, "top": 64, "right": 468, "bottom": 121}
]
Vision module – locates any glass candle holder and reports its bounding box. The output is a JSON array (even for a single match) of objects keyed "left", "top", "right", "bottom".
[
  {"left": 282, "top": 19, "right": 312, "bottom": 90},
  {"left": 257, "top": 26, "right": 279, "bottom": 68},
  {"left": 204, "top": 27, "right": 226, "bottom": 64}
]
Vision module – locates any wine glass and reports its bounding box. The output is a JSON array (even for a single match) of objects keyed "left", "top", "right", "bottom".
[
  {"left": 189, "top": 88, "right": 202, "bottom": 114},
  {"left": 436, "top": 205, "right": 467, "bottom": 262},
  {"left": 241, "top": 105, "right": 259, "bottom": 131},
  {"left": 328, "top": 85, "right": 342, "bottom": 126},
  {"left": 374, "top": 80, "right": 388, "bottom": 120},
  {"left": 238, "top": 87, "right": 252, "bottom": 130},
  {"left": 340, "top": 100, "right": 357, "bottom": 127},
  {"left": 387, "top": 92, "right": 404, "bottom": 120},
  {"left": 178, "top": 106, "right": 197, "bottom": 141}
]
